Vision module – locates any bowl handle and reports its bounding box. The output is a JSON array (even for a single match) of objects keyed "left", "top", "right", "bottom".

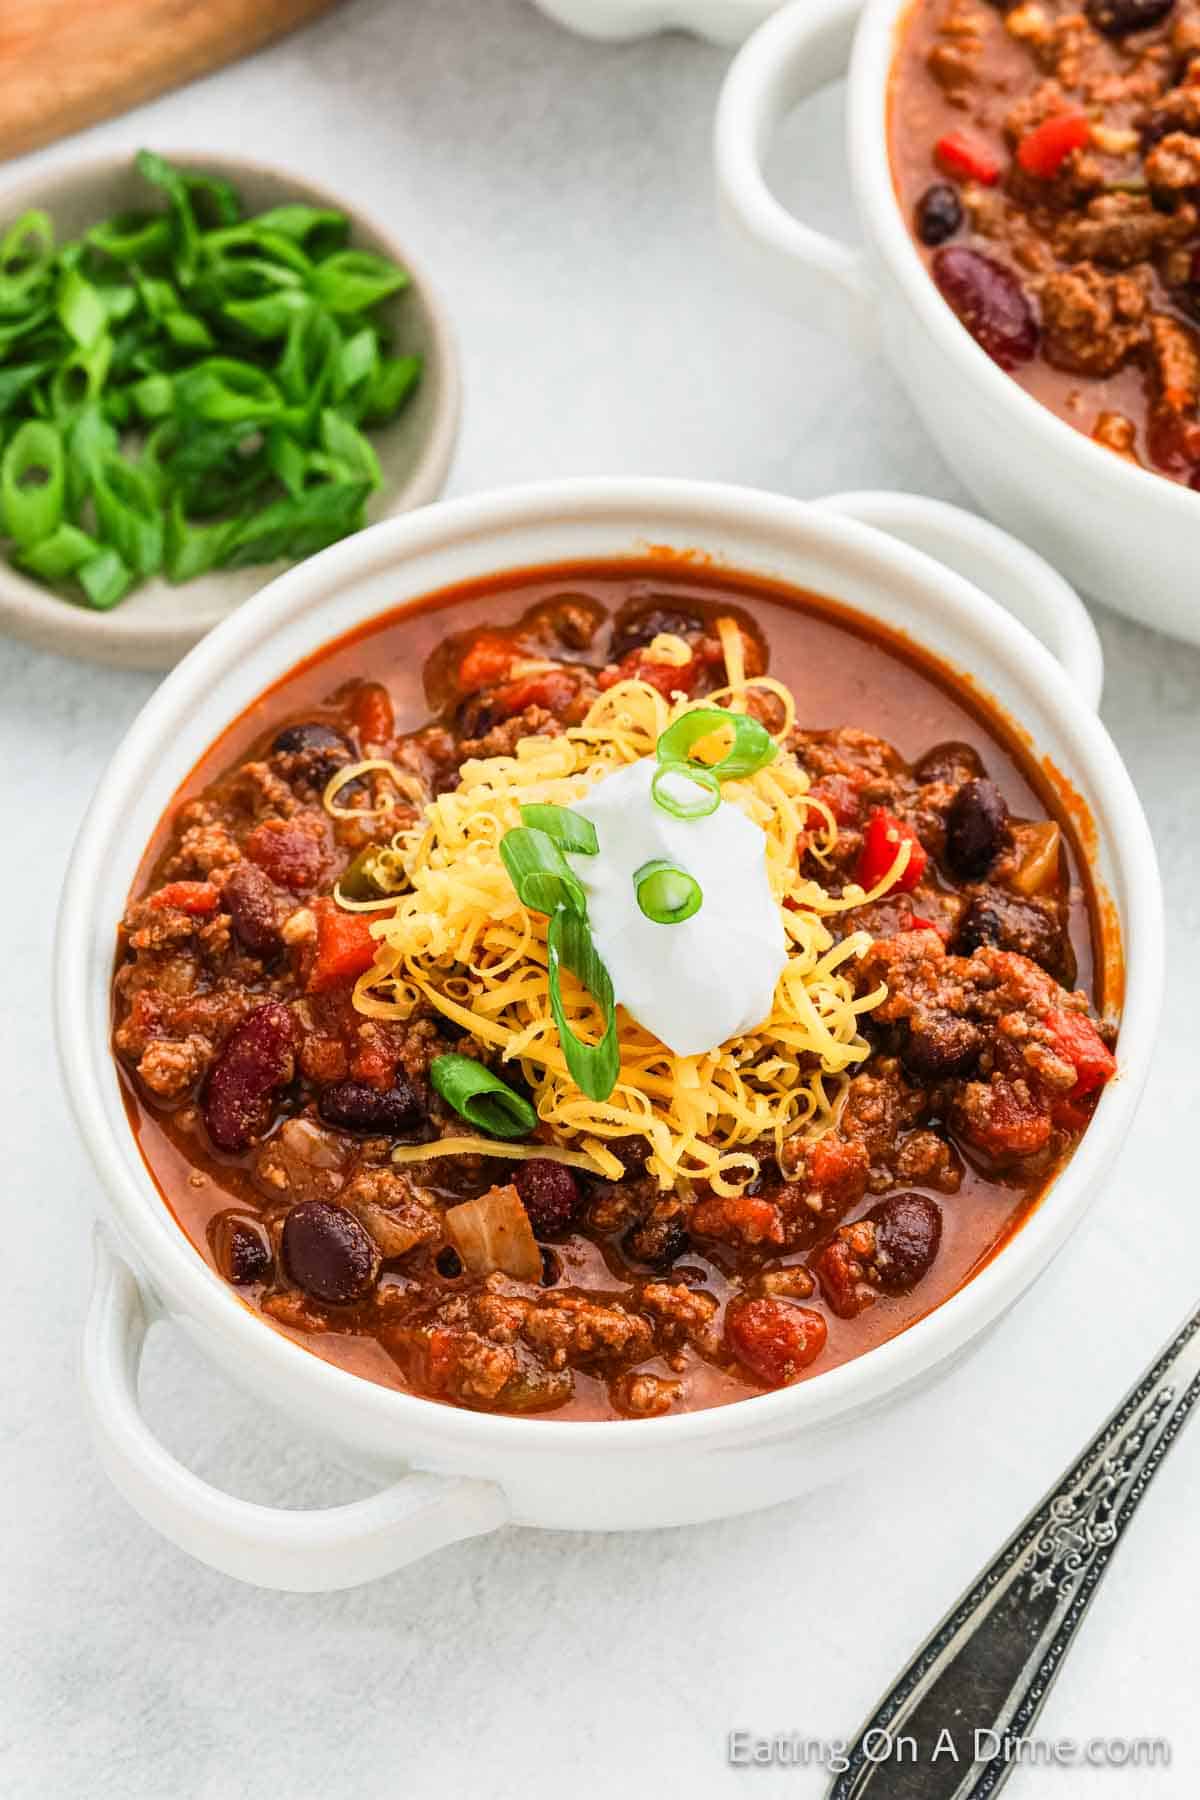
[
  {"left": 817, "top": 490, "right": 1105, "bottom": 709},
  {"left": 82, "top": 1232, "right": 511, "bottom": 1591},
  {"left": 714, "top": 0, "right": 876, "bottom": 347}
]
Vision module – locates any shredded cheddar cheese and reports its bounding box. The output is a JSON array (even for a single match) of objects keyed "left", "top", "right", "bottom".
[{"left": 326, "top": 621, "right": 895, "bottom": 1192}]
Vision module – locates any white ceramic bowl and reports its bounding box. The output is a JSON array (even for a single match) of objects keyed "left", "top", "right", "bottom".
[
  {"left": 715, "top": 0, "right": 1200, "bottom": 646},
  {"left": 0, "top": 150, "right": 460, "bottom": 672},
  {"left": 55, "top": 478, "right": 1161, "bottom": 1590}
]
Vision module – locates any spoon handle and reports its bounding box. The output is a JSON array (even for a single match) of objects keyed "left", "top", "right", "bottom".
[{"left": 829, "top": 1306, "right": 1200, "bottom": 1800}]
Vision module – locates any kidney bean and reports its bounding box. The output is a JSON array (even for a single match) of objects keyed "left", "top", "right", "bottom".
[
  {"left": 725, "top": 1297, "right": 828, "bottom": 1387},
  {"left": 514, "top": 1158, "right": 581, "bottom": 1236},
  {"left": 868, "top": 1193, "right": 943, "bottom": 1295},
  {"left": 622, "top": 1214, "right": 689, "bottom": 1270},
  {"left": 945, "top": 777, "right": 1010, "bottom": 878},
  {"left": 1087, "top": 0, "right": 1173, "bottom": 33},
  {"left": 316, "top": 1076, "right": 424, "bottom": 1135},
  {"left": 954, "top": 889, "right": 1070, "bottom": 980},
  {"left": 208, "top": 1210, "right": 273, "bottom": 1285},
  {"left": 221, "top": 861, "right": 281, "bottom": 957},
  {"left": 902, "top": 1015, "right": 984, "bottom": 1080},
  {"left": 932, "top": 247, "right": 1039, "bottom": 369},
  {"left": 244, "top": 820, "right": 324, "bottom": 892},
  {"left": 282, "top": 1200, "right": 379, "bottom": 1304},
  {"left": 203, "top": 1001, "right": 295, "bottom": 1154},
  {"left": 915, "top": 183, "right": 963, "bottom": 247}
]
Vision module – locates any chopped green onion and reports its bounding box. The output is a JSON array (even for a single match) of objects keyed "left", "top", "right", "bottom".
[
  {"left": 499, "top": 826, "right": 589, "bottom": 918},
  {"left": 518, "top": 803, "right": 599, "bottom": 856},
  {"left": 650, "top": 760, "right": 721, "bottom": 820},
  {"left": 78, "top": 546, "right": 133, "bottom": 610},
  {"left": 1, "top": 420, "right": 65, "bottom": 547},
  {"left": 430, "top": 1053, "right": 537, "bottom": 1140},
  {"left": 546, "top": 908, "right": 620, "bottom": 1102},
  {"left": 634, "top": 858, "right": 703, "bottom": 925},
  {"left": 16, "top": 521, "right": 101, "bottom": 581},
  {"left": 656, "top": 706, "right": 778, "bottom": 781}
]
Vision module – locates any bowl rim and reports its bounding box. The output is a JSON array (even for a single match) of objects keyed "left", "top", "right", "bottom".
[
  {"left": 847, "top": 0, "right": 1200, "bottom": 519},
  {"left": 0, "top": 145, "right": 461, "bottom": 667},
  {"left": 55, "top": 476, "right": 1164, "bottom": 1454}
]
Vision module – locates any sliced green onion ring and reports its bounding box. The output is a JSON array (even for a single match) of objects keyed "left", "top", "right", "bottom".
[
  {"left": 1, "top": 420, "right": 65, "bottom": 547},
  {"left": 430, "top": 1053, "right": 537, "bottom": 1141},
  {"left": 547, "top": 908, "right": 620, "bottom": 1102},
  {"left": 655, "top": 706, "right": 778, "bottom": 781},
  {"left": 634, "top": 858, "right": 703, "bottom": 925},
  {"left": 499, "top": 826, "right": 588, "bottom": 918},
  {"left": 518, "top": 802, "right": 598, "bottom": 856},
  {"left": 650, "top": 760, "right": 721, "bottom": 821}
]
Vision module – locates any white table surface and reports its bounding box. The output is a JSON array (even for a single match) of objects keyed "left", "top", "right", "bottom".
[{"left": 3, "top": 1, "right": 1198, "bottom": 1794}]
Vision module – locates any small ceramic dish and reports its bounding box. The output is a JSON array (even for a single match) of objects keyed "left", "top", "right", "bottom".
[
  {"left": 715, "top": 0, "right": 1200, "bottom": 645},
  {"left": 531, "top": 0, "right": 778, "bottom": 41},
  {"left": 0, "top": 150, "right": 460, "bottom": 671},
  {"left": 56, "top": 478, "right": 1160, "bottom": 1590}
]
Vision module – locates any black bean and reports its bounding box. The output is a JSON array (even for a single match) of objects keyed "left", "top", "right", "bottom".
[
  {"left": 622, "top": 1215, "right": 689, "bottom": 1270},
  {"left": 316, "top": 1077, "right": 424, "bottom": 1135},
  {"left": 610, "top": 603, "right": 705, "bottom": 662},
  {"left": 269, "top": 721, "right": 353, "bottom": 785},
  {"left": 915, "top": 183, "right": 963, "bottom": 247},
  {"left": 513, "top": 1158, "right": 580, "bottom": 1236},
  {"left": 945, "top": 778, "right": 1010, "bottom": 878},
  {"left": 932, "top": 248, "right": 1039, "bottom": 369},
  {"left": 208, "top": 1211, "right": 273, "bottom": 1285},
  {"left": 867, "top": 1193, "right": 942, "bottom": 1294},
  {"left": 282, "top": 1201, "right": 379, "bottom": 1304},
  {"left": 912, "top": 739, "right": 984, "bottom": 788},
  {"left": 1087, "top": 0, "right": 1173, "bottom": 35}
]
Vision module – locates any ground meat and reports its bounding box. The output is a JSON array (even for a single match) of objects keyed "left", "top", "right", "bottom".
[
  {"left": 609, "top": 1371, "right": 682, "bottom": 1418},
  {"left": 687, "top": 1192, "right": 785, "bottom": 1249},
  {"left": 1092, "top": 410, "right": 1140, "bottom": 459},
  {"left": 339, "top": 1166, "right": 441, "bottom": 1258},
  {"left": 1144, "top": 129, "right": 1200, "bottom": 190},
  {"left": 639, "top": 1281, "right": 719, "bottom": 1350},
  {"left": 252, "top": 1118, "right": 348, "bottom": 1205},
  {"left": 894, "top": 1130, "right": 964, "bottom": 1192},
  {"left": 1053, "top": 193, "right": 1196, "bottom": 268},
  {"left": 1149, "top": 313, "right": 1200, "bottom": 412},
  {"left": 515, "top": 1293, "right": 654, "bottom": 1369},
  {"left": 457, "top": 704, "right": 565, "bottom": 763},
  {"left": 163, "top": 819, "right": 242, "bottom": 879},
  {"left": 136, "top": 1033, "right": 214, "bottom": 1100},
  {"left": 1038, "top": 263, "right": 1148, "bottom": 375}
]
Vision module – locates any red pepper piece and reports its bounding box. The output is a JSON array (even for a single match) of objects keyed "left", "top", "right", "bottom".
[
  {"left": 149, "top": 880, "right": 220, "bottom": 916},
  {"left": 1043, "top": 1009, "right": 1117, "bottom": 1098},
  {"left": 351, "top": 681, "right": 395, "bottom": 747},
  {"left": 1017, "top": 110, "right": 1090, "bottom": 179},
  {"left": 597, "top": 648, "right": 700, "bottom": 699},
  {"left": 308, "top": 902, "right": 379, "bottom": 994},
  {"left": 901, "top": 910, "right": 951, "bottom": 942},
  {"left": 457, "top": 632, "right": 522, "bottom": 694},
  {"left": 857, "top": 810, "right": 929, "bottom": 893},
  {"left": 935, "top": 131, "right": 1002, "bottom": 186}
]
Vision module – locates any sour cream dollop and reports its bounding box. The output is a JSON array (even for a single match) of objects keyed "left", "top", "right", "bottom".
[{"left": 567, "top": 758, "right": 787, "bottom": 1058}]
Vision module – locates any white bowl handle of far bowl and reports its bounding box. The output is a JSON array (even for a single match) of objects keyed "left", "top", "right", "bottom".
[
  {"left": 818, "top": 490, "right": 1105, "bottom": 709},
  {"left": 82, "top": 1233, "right": 511, "bottom": 1591},
  {"left": 715, "top": 0, "right": 876, "bottom": 347}
]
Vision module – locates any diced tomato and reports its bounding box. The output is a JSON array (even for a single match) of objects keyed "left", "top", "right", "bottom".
[
  {"left": 725, "top": 1297, "right": 827, "bottom": 1387},
  {"left": 308, "top": 902, "right": 378, "bottom": 994},
  {"left": 350, "top": 1036, "right": 399, "bottom": 1091},
  {"left": 149, "top": 880, "right": 220, "bottom": 916},
  {"left": 1043, "top": 1009, "right": 1117, "bottom": 1098},
  {"left": 457, "top": 632, "right": 522, "bottom": 695},
  {"left": 351, "top": 681, "right": 395, "bottom": 746},
  {"left": 857, "top": 810, "right": 929, "bottom": 893},
  {"left": 901, "top": 910, "right": 950, "bottom": 942},
  {"left": 935, "top": 131, "right": 1002, "bottom": 186},
  {"left": 805, "top": 1135, "right": 870, "bottom": 1211},
  {"left": 597, "top": 649, "right": 699, "bottom": 699},
  {"left": 245, "top": 820, "right": 324, "bottom": 892},
  {"left": 486, "top": 669, "right": 579, "bottom": 720},
  {"left": 808, "top": 774, "right": 865, "bottom": 828},
  {"left": 1017, "top": 110, "right": 1090, "bottom": 179}
]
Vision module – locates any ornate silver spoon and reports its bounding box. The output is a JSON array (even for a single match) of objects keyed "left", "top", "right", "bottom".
[{"left": 828, "top": 1308, "right": 1200, "bottom": 1799}]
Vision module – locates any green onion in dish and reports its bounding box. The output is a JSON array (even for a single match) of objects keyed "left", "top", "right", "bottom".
[
  {"left": 518, "top": 802, "right": 599, "bottom": 855},
  {"left": 430, "top": 1054, "right": 537, "bottom": 1140},
  {"left": 633, "top": 858, "right": 703, "bottom": 925},
  {"left": 655, "top": 706, "right": 778, "bottom": 782},
  {"left": 0, "top": 151, "right": 422, "bottom": 612},
  {"left": 546, "top": 908, "right": 620, "bottom": 1103},
  {"left": 650, "top": 759, "right": 721, "bottom": 820},
  {"left": 499, "top": 826, "right": 589, "bottom": 919}
]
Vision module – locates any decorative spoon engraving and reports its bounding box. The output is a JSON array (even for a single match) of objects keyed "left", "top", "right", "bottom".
[{"left": 828, "top": 1307, "right": 1200, "bottom": 1800}]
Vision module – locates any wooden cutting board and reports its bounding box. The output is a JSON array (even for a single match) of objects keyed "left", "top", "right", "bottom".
[{"left": 0, "top": 0, "right": 346, "bottom": 162}]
